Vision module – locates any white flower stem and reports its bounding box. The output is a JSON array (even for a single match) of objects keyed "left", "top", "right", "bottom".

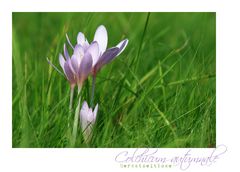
[
  {"left": 71, "top": 85, "right": 82, "bottom": 147},
  {"left": 90, "top": 75, "right": 96, "bottom": 108},
  {"left": 68, "top": 85, "right": 75, "bottom": 128},
  {"left": 69, "top": 86, "right": 75, "bottom": 111}
]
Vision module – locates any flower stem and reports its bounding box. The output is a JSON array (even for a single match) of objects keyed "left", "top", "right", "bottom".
[
  {"left": 71, "top": 86, "right": 82, "bottom": 147},
  {"left": 90, "top": 75, "right": 96, "bottom": 108},
  {"left": 68, "top": 85, "right": 75, "bottom": 128}
]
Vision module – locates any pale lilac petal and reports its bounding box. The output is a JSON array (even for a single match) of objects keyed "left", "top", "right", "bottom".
[
  {"left": 82, "top": 101, "right": 89, "bottom": 111},
  {"left": 80, "top": 102, "right": 89, "bottom": 131},
  {"left": 80, "top": 117, "right": 88, "bottom": 132},
  {"left": 73, "top": 44, "right": 84, "bottom": 62},
  {"left": 116, "top": 39, "right": 128, "bottom": 56},
  {"left": 82, "top": 39, "right": 90, "bottom": 52},
  {"left": 69, "top": 45, "right": 84, "bottom": 75},
  {"left": 64, "top": 44, "right": 70, "bottom": 59},
  {"left": 87, "top": 108, "right": 94, "bottom": 122},
  {"left": 70, "top": 55, "right": 79, "bottom": 74},
  {"left": 77, "top": 32, "right": 86, "bottom": 46},
  {"left": 59, "top": 53, "right": 65, "bottom": 70},
  {"left": 95, "top": 47, "right": 120, "bottom": 71},
  {"left": 85, "top": 39, "right": 90, "bottom": 46},
  {"left": 79, "top": 101, "right": 96, "bottom": 143},
  {"left": 94, "top": 25, "right": 108, "bottom": 54},
  {"left": 86, "top": 41, "right": 99, "bottom": 67},
  {"left": 64, "top": 61, "right": 75, "bottom": 84},
  {"left": 66, "top": 33, "right": 74, "bottom": 50},
  {"left": 80, "top": 101, "right": 89, "bottom": 122},
  {"left": 78, "top": 52, "right": 93, "bottom": 83}
]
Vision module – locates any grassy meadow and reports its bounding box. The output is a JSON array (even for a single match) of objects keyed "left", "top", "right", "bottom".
[{"left": 12, "top": 12, "right": 216, "bottom": 148}]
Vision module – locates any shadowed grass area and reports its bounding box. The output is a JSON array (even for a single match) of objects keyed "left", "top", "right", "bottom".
[{"left": 12, "top": 12, "right": 216, "bottom": 148}]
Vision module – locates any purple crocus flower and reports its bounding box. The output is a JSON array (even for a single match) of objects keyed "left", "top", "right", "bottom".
[
  {"left": 48, "top": 41, "right": 99, "bottom": 88},
  {"left": 66, "top": 25, "right": 128, "bottom": 76},
  {"left": 59, "top": 43, "right": 98, "bottom": 88},
  {"left": 66, "top": 25, "right": 128, "bottom": 107},
  {"left": 80, "top": 101, "right": 98, "bottom": 143}
]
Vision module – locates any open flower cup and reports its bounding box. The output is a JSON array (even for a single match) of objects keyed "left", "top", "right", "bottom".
[{"left": 67, "top": 25, "right": 129, "bottom": 76}]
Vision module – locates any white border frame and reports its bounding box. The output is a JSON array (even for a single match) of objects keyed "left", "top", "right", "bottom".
[{"left": 1, "top": 0, "right": 240, "bottom": 171}]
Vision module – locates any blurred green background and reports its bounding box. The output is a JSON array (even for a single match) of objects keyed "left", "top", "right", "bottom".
[{"left": 12, "top": 12, "right": 216, "bottom": 148}]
